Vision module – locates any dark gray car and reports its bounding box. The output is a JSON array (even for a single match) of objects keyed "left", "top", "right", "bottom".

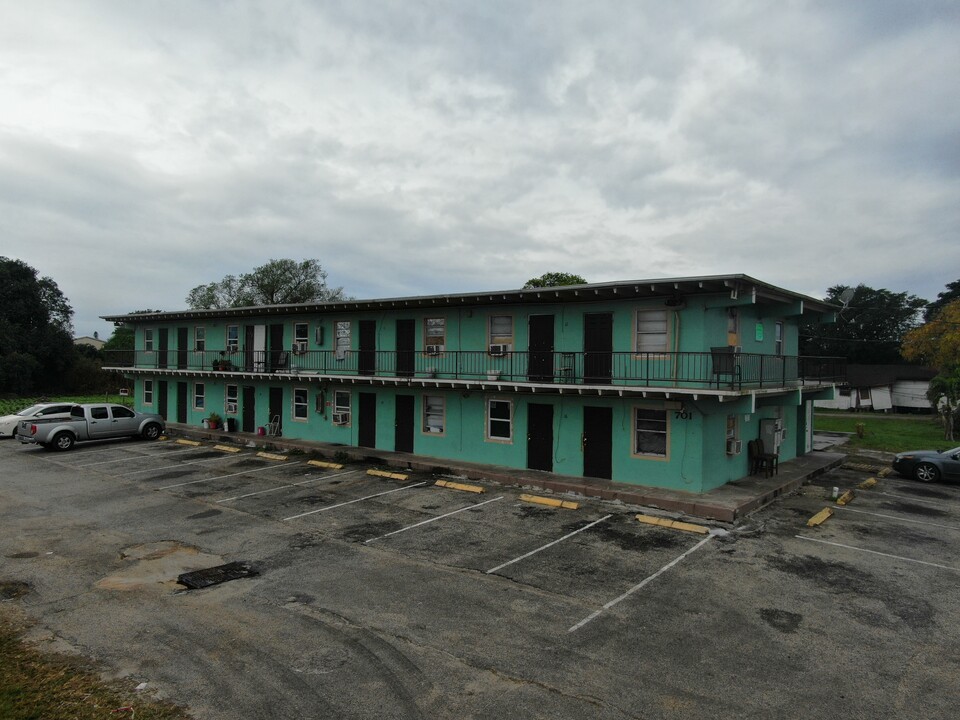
[{"left": 892, "top": 446, "right": 960, "bottom": 482}]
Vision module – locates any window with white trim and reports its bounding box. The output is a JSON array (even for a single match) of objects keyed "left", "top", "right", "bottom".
[
  {"left": 225, "top": 384, "right": 238, "bottom": 413},
  {"left": 634, "top": 408, "right": 667, "bottom": 457},
  {"left": 487, "top": 399, "right": 512, "bottom": 441},
  {"left": 226, "top": 325, "right": 239, "bottom": 352},
  {"left": 295, "top": 322, "right": 308, "bottom": 346},
  {"left": 335, "top": 321, "right": 351, "bottom": 360},
  {"left": 636, "top": 309, "right": 668, "bottom": 353},
  {"left": 725, "top": 414, "right": 740, "bottom": 455},
  {"left": 423, "top": 395, "right": 445, "bottom": 434},
  {"left": 195, "top": 326, "right": 206, "bottom": 352},
  {"left": 775, "top": 321, "right": 784, "bottom": 356},
  {"left": 194, "top": 382, "right": 205, "bottom": 410},
  {"left": 424, "top": 318, "right": 445, "bottom": 351},
  {"left": 143, "top": 380, "right": 153, "bottom": 405},
  {"left": 334, "top": 390, "right": 351, "bottom": 414},
  {"left": 293, "top": 388, "right": 308, "bottom": 420},
  {"left": 488, "top": 315, "right": 513, "bottom": 348},
  {"left": 144, "top": 328, "right": 154, "bottom": 352}
]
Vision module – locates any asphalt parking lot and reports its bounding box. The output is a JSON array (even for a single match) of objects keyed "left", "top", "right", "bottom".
[{"left": 2, "top": 436, "right": 959, "bottom": 719}]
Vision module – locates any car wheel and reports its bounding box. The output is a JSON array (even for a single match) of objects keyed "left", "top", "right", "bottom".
[
  {"left": 914, "top": 462, "right": 940, "bottom": 483},
  {"left": 141, "top": 423, "right": 162, "bottom": 441},
  {"left": 52, "top": 432, "right": 75, "bottom": 451}
]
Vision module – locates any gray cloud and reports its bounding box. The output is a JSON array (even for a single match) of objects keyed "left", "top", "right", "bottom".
[{"left": 1, "top": 0, "right": 956, "bottom": 337}]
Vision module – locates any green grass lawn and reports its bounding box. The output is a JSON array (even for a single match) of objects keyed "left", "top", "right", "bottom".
[{"left": 814, "top": 410, "right": 950, "bottom": 453}]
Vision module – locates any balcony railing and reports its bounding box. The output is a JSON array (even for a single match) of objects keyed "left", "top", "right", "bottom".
[{"left": 104, "top": 349, "right": 846, "bottom": 391}]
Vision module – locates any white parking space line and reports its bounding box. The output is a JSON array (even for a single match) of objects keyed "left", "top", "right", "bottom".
[
  {"left": 364, "top": 495, "right": 504, "bottom": 544},
  {"left": 795, "top": 535, "right": 960, "bottom": 572},
  {"left": 75, "top": 447, "right": 201, "bottom": 467},
  {"left": 834, "top": 505, "right": 960, "bottom": 532},
  {"left": 568, "top": 535, "right": 715, "bottom": 633},
  {"left": 486, "top": 514, "right": 613, "bottom": 575},
  {"left": 126, "top": 455, "right": 239, "bottom": 476},
  {"left": 158, "top": 462, "right": 302, "bottom": 490},
  {"left": 284, "top": 482, "right": 428, "bottom": 521},
  {"left": 216, "top": 470, "right": 360, "bottom": 503},
  {"left": 872, "top": 490, "right": 952, "bottom": 506}
]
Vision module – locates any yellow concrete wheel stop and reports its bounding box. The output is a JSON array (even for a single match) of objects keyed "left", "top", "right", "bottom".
[
  {"left": 309, "top": 460, "right": 344, "bottom": 470},
  {"left": 807, "top": 507, "right": 834, "bottom": 526},
  {"left": 519, "top": 493, "right": 579, "bottom": 510},
  {"left": 635, "top": 514, "right": 709, "bottom": 534},
  {"left": 367, "top": 469, "right": 409, "bottom": 481},
  {"left": 176, "top": 439, "right": 201, "bottom": 446},
  {"left": 214, "top": 444, "right": 241, "bottom": 453},
  {"left": 256, "top": 451, "right": 287, "bottom": 461},
  {"left": 836, "top": 490, "right": 855, "bottom": 505},
  {"left": 435, "top": 479, "right": 485, "bottom": 494}
]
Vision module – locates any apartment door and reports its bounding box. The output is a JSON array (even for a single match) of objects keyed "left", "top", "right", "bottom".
[
  {"left": 268, "top": 387, "right": 283, "bottom": 436},
  {"left": 359, "top": 392, "right": 377, "bottom": 448},
  {"left": 176, "top": 382, "right": 188, "bottom": 424},
  {"left": 584, "top": 313, "right": 613, "bottom": 384},
  {"left": 528, "top": 315, "right": 555, "bottom": 382},
  {"left": 583, "top": 406, "right": 613, "bottom": 479},
  {"left": 396, "top": 319, "right": 415, "bottom": 377},
  {"left": 158, "top": 329, "right": 169, "bottom": 369},
  {"left": 176, "top": 327, "right": 188, "bottom": 369},
  {"left": 394, "top": 394, "right": 415, "bottom": 453},
  {"left": 242, "top": 386, "right": 256, "bottom": 433},
  {"left": 526, "top": 403, "right": 554, "bottom": 472},
  {"left": 359, "top": 320, "right": 376, "bottom": 376},
  {"left": 157, "top": 381, "right": 168, "bottom": 420},
  {"left": 269, "top": 324, "right": 285, "bottom": 372}
]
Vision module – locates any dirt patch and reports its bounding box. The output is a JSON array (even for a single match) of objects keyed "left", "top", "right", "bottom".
[
  {"left": 517, "top": 506, "right": 556, "bottom": 519},
  {"left": 96, "top": 541, "right": 224, "bottom": 592},
  {"left": 878, "top": 501, "right": 948, "bottom": 517},
  {"left": 758, "top": 608, "right": 802, "bottom": 633},
  {"left": 6, "top": 551, "right": 39, "bottom": 559},
  {"left": 0, "top": 580, "right": 30, "bottom": 600},
  {"left": 186, "top": 509, "right": 222, "bottom": 520},
  {"left": 339, "top": 520, "right": 403, "bottom": 543},
  {"left": 897, "top": 486, "right": 951, "bottom": 500},
  {"left": 563, "top": 518, "right": 683, "bottom": 552}
]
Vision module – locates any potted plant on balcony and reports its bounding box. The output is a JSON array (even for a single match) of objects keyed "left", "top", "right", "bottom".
[
  {"left": 207, "top": 412, "right": 222, "bottom": 430},
  {"left": 213, "top": 351, "right": 229, "bottom": 371}
]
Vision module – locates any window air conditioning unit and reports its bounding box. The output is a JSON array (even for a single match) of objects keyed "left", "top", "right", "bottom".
[
  {"left": 733, "top": 346, "right": 742, "bottom": 354},
  {"left": 488, "top": 344, "right": 511, "bottom": 356},
  {"left": 292, "top": 341, "right": 308, "bottom": 354},
  {"left": 726, "top": 438, "right": 742, "bottom": 456},
  {"left": 225, "top": 402, "right": 238, "bottom": 414},
  {"left": 425, "top": 344, "right": 444, "bottom": 356},
  {"left": 332, "top": 412, "right": 350, "bottom": 425}
]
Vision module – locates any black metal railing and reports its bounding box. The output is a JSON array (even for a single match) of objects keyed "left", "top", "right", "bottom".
[{"left": 104, "top": 349, "right": 846, "bottom": 390}]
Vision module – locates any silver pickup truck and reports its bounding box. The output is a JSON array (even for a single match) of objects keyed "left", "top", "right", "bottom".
[{"left": 16, "top": 403, "right": 165, "bottom": 451}]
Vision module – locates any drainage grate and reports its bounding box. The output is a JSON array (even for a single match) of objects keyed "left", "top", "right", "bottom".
[{"left": 177, "top": 561, "right": 258, "bottom": 590}]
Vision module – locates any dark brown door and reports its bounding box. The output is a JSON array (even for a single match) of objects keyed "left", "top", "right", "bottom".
[
  {"left": 269, "top": 324, "right": 284, "bottom": 372},
  {"left": 527, "top": 403, "right": 554, "bottom": 472},
  {"left": 359, "top": 392, "right": 377, "bottom": 448},
  {"left": 176, "top": 382, "right": 188, "bottom": 424},
  {"left": 269, "top": 386, "right": 283, "bottom": 436},
  {"left": 395, "top": 394, "right": 414, "bottom": 453},
  {"left": 176, "top": 327, "right": 188, "bottom": 369},
  {"left": 583, "top": 406, "right": 612, "bottom": 479},
  {"left": 528, "top": 315, "right": 554, "bottom": 382},
  {"left": 242, "top": 386, "right": 255, "bottom": 433},
  {"left": 158, "top": 328, "right": 169, "bottom": 369},
  {"left": 157, "top": 381, "right": 168, "bottom": 420},
  {"left": 396, "top": 319, "right": 415, "bottom": 377},
  {"left": 359, "top": 320, "right": 376, "bottom": 376},
  {"left": 584, "top": 313, "right": 613, "bottom": 384}
]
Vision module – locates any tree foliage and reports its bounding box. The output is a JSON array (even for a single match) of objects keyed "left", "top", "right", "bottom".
[
  {"left": 800, "top": 284, "right": 927, "bottom": 364},
  {"left": 186, "top": 259, "right": 346, "bottom": 309},
  {"left": 901, "top": 299, "right": 960, "bottom": 371},
  {"left": 0, "top": 257, "right": 75, "bottom": 394},
  {"left": 924, "top": 278, "right": 960, "bottom": 322},
  {"left": 926, "top": 367, "right": 960, "bottom": 442},
  {"left": 523, "top": 272, "right": 588, "bottom": 289}
]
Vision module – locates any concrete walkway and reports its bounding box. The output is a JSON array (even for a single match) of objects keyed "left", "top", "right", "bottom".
[{"left": 166, "top": 423, "right": 845, "bottom": 524}]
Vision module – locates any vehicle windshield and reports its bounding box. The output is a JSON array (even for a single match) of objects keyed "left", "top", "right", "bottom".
[{"left": 15, "top": 404, "right": 45, "bottom": 417}]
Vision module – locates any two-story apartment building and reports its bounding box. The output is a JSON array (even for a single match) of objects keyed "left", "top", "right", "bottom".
[{"left": 102, "top": 274, "right": 843, "bottom": 493}]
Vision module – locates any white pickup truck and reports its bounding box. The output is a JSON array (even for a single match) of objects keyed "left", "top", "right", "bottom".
[{"left": 16, "top": 403, "right": 165, "bottom": 451}]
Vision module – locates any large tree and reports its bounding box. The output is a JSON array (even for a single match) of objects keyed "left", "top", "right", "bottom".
[
  {"left": 902, "top": 299, "right": 960, "bottom": 439},
  {"left": 523, "top": 272, "right": 588, "bottom": 288},
  {"left": 0, "top": 257, "right": 75, "bottom": 394},
  {"left": 800, "top": 284, "right": 927, "bottom": 364},
  {"left": 925, "top": 279, "right": 960, "bottom": 321},
  {"left": 186, "top": 259, "right": 346, "bottom": 309}
]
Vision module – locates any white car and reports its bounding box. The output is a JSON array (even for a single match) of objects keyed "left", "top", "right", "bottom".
[{"left": 0, "top": 403, "right": 76, "bottom": 438}]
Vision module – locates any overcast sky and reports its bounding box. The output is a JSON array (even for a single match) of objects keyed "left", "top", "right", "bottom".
[{"left": 1, "top": 1, "right": 958, "bottom": 339}]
